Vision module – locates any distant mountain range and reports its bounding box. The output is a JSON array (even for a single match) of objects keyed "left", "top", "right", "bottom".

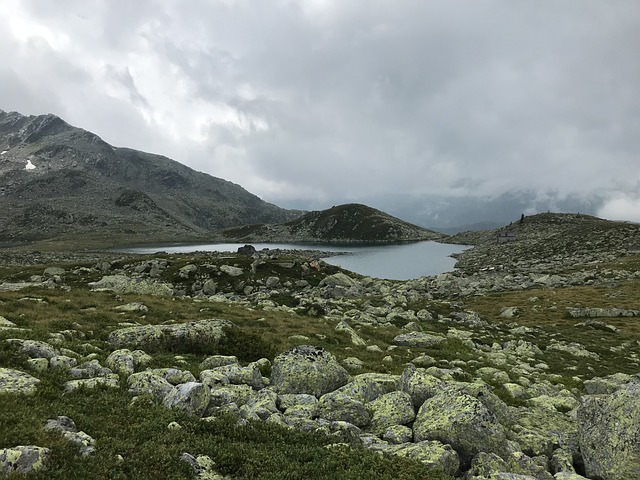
[{"left": 0, "top": 109, "right": 301, "bottom": 244}]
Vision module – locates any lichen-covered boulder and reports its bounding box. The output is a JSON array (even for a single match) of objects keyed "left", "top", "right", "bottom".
[
  {"left": 317, "top": 392, "right": 370, "bottom": 427},
  {"left": 382, "top": 440, "right": 460, "bottom": 477},
  {"left": 163, "top": 382, "right": 210, "bottom": 417},
  {"left": 270, "top": 345, "right": 349, "bottom": 397},
  {"left": 5, "top": 339, "right": 58, "bottom": 359},
  {"left": 368, "top": 391, "right": 415, "bottom": 436},
  {"left": 108, "top": 319, "right": 231, "bottom": 351},
  {"left": 0, "top": 446, "right": 49, "bottom": 474},
  {"left": 0, "top": 368, "right": 40, "bottom": 395},
  {"left": 399, "top": 364, "right": 445, "bottom": 407},
  {"left": 127, "top": 371, "right": 174, "bottom": 399},
  {"left": 509, "top": 406, "right": 579, "bottom": 459},
  {"left": 413, "top": 390, "right": 510, "bottom": 468},
  {"left": 147, "top": 368, "right": 196, "bottom": 385},
  {"left": 209, "top": 363, "right": 264, "bottom": 389},
  {"left": 89, "top": 274, "right": 173, "bottom": 296},
  {"left": 105, "top": 349, "right": 152, "bottom": 376},
  {"left": 467, "top": 451, "right": 554, "bottom": 480},
  {"left": 239, "top": 389, "right": 279, "bottom": 421},
  {"left": 382, "top": 425, "right": 413, "bottom": 444},
  {"left": 207, "top": 384, "right": 254, "bottom": 410},
  {"left": 49, "top": 355, "right": 77, "bottom": 370},
  {"left": 577, "top": 383, "right": 640, "bottom": 480},
  {"left": 69, "top": 360, "right": 113, "bottom": 379},
  {"left": 44, "top": 416, "right": 95, "bottom": 456},
  {"left": 392, "top": 332, "right": 446, "bottom": 348},
  {"left": 63, "top": 376, "right": 119, "bottom": 393},
  {"left": 200, "top": 355, "right": 238, "bottom": 370},
  {"left": 278, "top": 393, "right": 318, "bottom": 419}
]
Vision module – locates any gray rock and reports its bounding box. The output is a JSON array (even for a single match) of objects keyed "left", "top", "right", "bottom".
[
  {"left": 0, "top": 368, "right": 40, "bottom": 395},
  {"left": 64, "top": 377, "right": 120, "bottom": 393},
  {"left": 147, "top": 368, "right": 197, "bottom": 385},
  {"left": 577, "top": 383, "right": 640, "bottom": 480},
  {"left": 44, "top": 416, "right": 95, "bottom": 456},
  {"left": 200, "top": 355, "right": 238, "bottom": 370},
  {"left": 270, "top": 345, "right": 349, "bottom": 397},
  {"left": 335, "top": 320, "right": 366, "bottom": 346},
  {"left": 207, "top": 384, "right": 254, "bottom": 410},
  {"left": 127, "top": 371, "right": 174, "bottom": 399},
  {"left": 108, "top": 319, "right": 231, "bottom": 351},
  {"left": 220, "top": 265, "right": 243, "bottom": 277},
  {"left": 163, "top": 382, "right": 210, "bottom": 417},
  {"left": 49, "top": 355, "right": 78, "bottom": 370},
  {"left": 317, "top": 392, "right": 370, "bottom": 427},
  {"left": 114, "top": 302, "right": 148, "bottom": 313},
  {"left": 380, "top": 440, "right": 460, "bottom": 477},
  {"left": 69, "top": 359, "right": 113, "bottom": 379},
  {"left": 413, "top": 390, "right": 509, "bottom": 468},
  {"left": 399, "top": 364, "right": 445, "bottom": 407},
  {"left": 105, "top": 349, "right": 152, "bottom": 376},
  {"left": 0, "top": 445, "right": 49, "bottom": 474},
  {"left": 89, "top": 274, "right": 173, "bottom": 296},
  {"left": 368, "top": 391, "right": 416, "bottom": 436},
  {"left": 392, "top": 331, "right": 446, "bottom": 348},
  {"left": 240, "top": 389, "right": 279, "bottom": 421},
  {"left": 382, "top": 425, "right": 413, "bottom": 444},
  {"left": 319, "top": 273, "right": 358, "bottom": 288},
  {"left": 5, "top": 339, "right": 58, "bottom": 359},
  {"left": 209, "top": 363, "right": 264, "bottom": 389}
]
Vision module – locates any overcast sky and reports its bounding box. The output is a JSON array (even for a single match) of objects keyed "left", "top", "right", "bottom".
[{"left": 1, "top": 0, "right": 639, "bottom": 222}]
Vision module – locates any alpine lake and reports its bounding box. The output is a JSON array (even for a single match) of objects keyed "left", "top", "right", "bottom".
[{"left": 119, "top": 241, "right": 469, "bottom": 280}]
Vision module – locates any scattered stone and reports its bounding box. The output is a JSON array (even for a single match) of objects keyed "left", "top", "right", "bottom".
[
  {"left": 44, "top": 416, "right": 95, "bottom": 456},
  {"left": 0, "top": 368, "right": 40, "bottom": 395},
  {"left": 271, "top": 345, "right": 349, "bottom": 397},
  {"left": 577, "top": 382, "right": 640, "bottom": 480},
  {"left": 89, "top": 274, "right": 173, "bottom": 296},
  {"left": 64, "top": 376, "right": 120, "bottom": 393},
  {"left": 0, "top": 446, "right": 50, "bottom": 474},
  {"left": 114, "top": 302, "right": 149, "bottom": 313},
  {"left": 393, "top": 331, "right": 446, "bottom": 348},
  {"left": 163, "top": 382, "right": 210, "bottom": 417}
]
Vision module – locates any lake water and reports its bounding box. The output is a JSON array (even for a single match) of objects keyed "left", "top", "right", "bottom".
[{"left": 119, "top": 241, "right": 469, "bottom": 281}]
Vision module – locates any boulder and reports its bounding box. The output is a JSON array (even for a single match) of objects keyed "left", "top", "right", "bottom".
[
  {"left": 89, "top": 274, "right": 173, "bottom": 296},
  {"left": 270, "top": 345, "right": 349, "bottom": 397},
  {"left": 0, "top": 368, "right": 40, "bottom": 395},
  {"left": 317, "top": 392, "right": 370, "bottom": 427},
  {"left": 399, "top": 364, "right": 445, "bottom": 407},
  {"left": 319, "top": 273, "right": 358, "bottom": 288},
  {"left": 64, "top": 377, "right": 119, "bottom": 393},
  {"left": 0, "top": 446, "right": 49, "bottom": 474},
  {"left": 381, "top": 440, "right": 460, "bottom": 477},
  {"left": 105, "top": 349, "right": 152, "bottom": 376},
  {"left": 147, "top": 368, "right": 197, "bottom": 385},
  {"left": 413, "top": 390, "right": 510, "bottom": 468},
  {"left": 220, "top": 265, "right": 243, "bottom": 277},
  {"left": 368, "top": 391, "right": 416, "bottom": 436},
  {"left": 163, "top": 382, "right": 210, "bottom": 417},
  {"left": 335, "top": 320, "right": 366, "bottom": 346},
  {"left": 108, "top": 319, "right": 231, "bottom": 351},
  {"left": 5, "top": 339, "right": 58, "bottom": 359},
  {"left": 200, "top": 355, "right": 238, "bottom": 370},
  {"left": 577, "top": 383, "right": 640, "bottom": 480},
  {"left": 240, "top": 389, "right": 279, "bottom": 421},
  {"left": 393, "top": 331, "right": 446, "bottom": 348},
  {"left": 209, "top": 363, "right": 264, "bottom": 389},
  {"left": 44, "top": 416, "right": 95, "bottom": 456},
  {"left": 127, "top": 371, "right": 174, "bottom": 399}
]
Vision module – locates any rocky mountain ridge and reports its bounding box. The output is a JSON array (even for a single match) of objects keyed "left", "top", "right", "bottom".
[{"left": 0, "top": 109, "right": 301, "bottom": 243}]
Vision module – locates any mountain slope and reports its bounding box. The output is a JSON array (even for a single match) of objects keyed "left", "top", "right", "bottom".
[
  {"left": 0, "top": 109, "right": 301, "bottom": 243},
  {"left": 212, "top": 203, "right": 445, "bottom": 243}
]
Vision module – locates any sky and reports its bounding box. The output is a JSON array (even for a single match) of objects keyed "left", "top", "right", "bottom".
[{"left": 1, "top": 0, "right": 639, "bottom": 224}]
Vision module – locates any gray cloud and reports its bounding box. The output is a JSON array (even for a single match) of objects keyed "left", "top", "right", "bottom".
[{"left": 1, "top": 0, "right": 639, "bottom": 223}]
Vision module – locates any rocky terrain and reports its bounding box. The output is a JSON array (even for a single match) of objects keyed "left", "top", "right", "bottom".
[
  {"left": 209, "top": 203, "right": 444, "bottom": 243},
  {"left": 0, "top": 109, "right": 301, "bottom": 245},
  {"left": 1, "top": 213, "right": 640, "bottom": 479}
]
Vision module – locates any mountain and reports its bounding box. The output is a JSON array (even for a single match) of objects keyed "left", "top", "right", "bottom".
[
  {"left": 210, "top": 203, "right": 445, "bottom": 243},
  {"left": 0, "top": 109, "right": 301, "bottom": 244}
]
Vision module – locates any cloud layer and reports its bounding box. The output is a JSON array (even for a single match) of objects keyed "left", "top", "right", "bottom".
[{"left": 1, "top": 0, "right": 639, "bottom": 222}]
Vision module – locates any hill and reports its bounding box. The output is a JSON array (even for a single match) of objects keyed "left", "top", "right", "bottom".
[
  {"left": 445, "top": 212, "right": 640, "bottom": 273},
  {"left": 0, "top": 109, "right": 301, "bottom": 245},
  {"left": 210, "top": 203, "right": 445, "bottom": 243}
]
